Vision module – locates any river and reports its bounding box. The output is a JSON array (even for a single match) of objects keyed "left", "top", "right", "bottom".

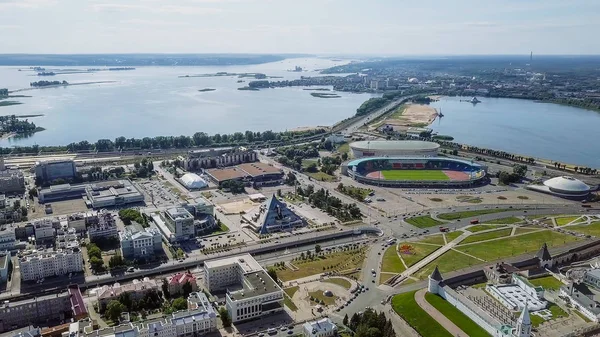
[
  {"left": 0, "top": 58, "right": 376, "bottom": 147},
  {"left": 429, "top": 96, "right": 600, "bottom": 168}
]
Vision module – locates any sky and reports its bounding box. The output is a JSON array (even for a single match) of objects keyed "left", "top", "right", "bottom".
[{"left": 0, "top": 0, "right": 599, "bottom": 55}]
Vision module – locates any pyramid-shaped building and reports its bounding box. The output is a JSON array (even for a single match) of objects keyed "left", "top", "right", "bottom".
[{"left": 242, "top": 194, "right": 305, "bottom": 234}]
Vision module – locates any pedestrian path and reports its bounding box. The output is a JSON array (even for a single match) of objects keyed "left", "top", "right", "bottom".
[{"left": 414, "top": 288, "right": 467, "bottom": 337}]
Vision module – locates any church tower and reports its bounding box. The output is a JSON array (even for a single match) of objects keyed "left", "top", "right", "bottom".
[
  {"left": 515, "top": 303, "right": 532, "bottom": 337},
  {"left": 428, "top": 265, "right": 443, "bottom": 294}
]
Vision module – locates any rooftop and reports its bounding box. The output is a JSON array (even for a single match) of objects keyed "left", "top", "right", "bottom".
[
  {"left": 303, "top": 318, "right": 337, "bottom": 334},
  {"left": 86, "top": 180, "right": 143, "bottom": 202},
  {"left": 166, "top": 207, "right": 193, "bottom": 220},
  {"left": 168, "top": 272, "right": 196, "bottom": 286},
  {"left": 228, "top": 270, "right": 281, "bottom": 299},
  {"left": 350, "top": 140, "right": 440, "bottom": 151},
  {"left": 97, "top": 278, "right": 158, "bottom": 300},
  {"left": 205, "top": 167, "right": 247, "bottom": 182},
  {"left": 204, "top": 253, "right": 262, "bottom": 272},
  {"left": 237, "top": 162, "right": 282, "bottom": 177}
]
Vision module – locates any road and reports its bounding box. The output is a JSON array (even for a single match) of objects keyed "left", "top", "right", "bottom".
[{"left": 341, "top": 94, "right": 419, "bottom": 135}]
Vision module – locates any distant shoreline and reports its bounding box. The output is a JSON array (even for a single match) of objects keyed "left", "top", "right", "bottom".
[{"left": 9, "top": 80, "right": 117, "bottom": 93}]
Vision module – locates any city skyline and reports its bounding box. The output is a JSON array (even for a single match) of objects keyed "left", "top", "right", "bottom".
[{"left": 0, "top": 0, "right": 599, "bottom": 55}]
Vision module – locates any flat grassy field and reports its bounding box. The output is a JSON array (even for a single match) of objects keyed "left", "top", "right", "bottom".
[
  {"left": 323, "top": 278, "right": 352, "bottom": 289},
  {"left": 468, "top": 224, "right": 507, "bottom": 233},
  {"left": 337, "top": 143, "right": 350, "bottom": 154},
  {"left": 455, "top": 230, "right": 580, "bottom": 262},
  {"left": 514, "top": 226, "right": 542, "bottom": 235},
  {"left": 418, "top": 234, "right": 445, "bottom": 245},
  {"left": 459, "top": 228, "right": 513, "bottom": 245},
  {"left": 278, "top": 249, "right": 366, "bottom": 281},
  {"left": 445, "top": 231, "right": 463, "bottom": 242},
  {"left": 382, "top": 170, "right": 449, "bottom": 181},
  {"left": 391, "top": 291, "right": 453, "bottom": 337},
  {"left": 529, "top": 276, "right": 564, "bottom": 290},
  {"left": 381, "top": 245, "right": 406, "bottom": 274},
  {"left": 309, "top": 290, "right": 337, "bottom": 306},
  {"left": 556, "top": 216, "right": 582, "bottom": 226},
  {"left": 284, "top": 286, "right": 299, "bottom": 298},
  {"left": 406, "top": 215, "right": 444, "bottom": 228},
  {"left": 413, "top": 250, "right": 482, "bottom": 280},
  {"left": 283, "top": 286, "right": 299, "bottom": 311},
  {"left": 485, "top": 217, "right": 522, "bottom": 224},
  {"left": 425, "top": 293, "right": 492, "bottom": 337},
  {"left": 306, "top": 171, "right": 337, "bottom": 182},
  {"left": 400, "top": 243, "right": 440, "bottom": 267},
  {"left": 438, "top": 208, "right": 513, "bottom": 220},
  {"left": 569, "top": 221, "right": 600, "bottom": 236}
]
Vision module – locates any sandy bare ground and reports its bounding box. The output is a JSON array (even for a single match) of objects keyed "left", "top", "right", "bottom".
[{"left": 370, "top": 103, "right": 437, "bottom": 130}]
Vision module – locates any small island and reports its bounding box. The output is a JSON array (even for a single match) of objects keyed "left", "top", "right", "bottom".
[
  {"left": 0, "top": 114, "right": 45, "bottom": 139},
  {"left": 237, "top": 87, "right": 260, "bottom": 91},
  {"left": 30, "top": 80, "right": 68, "bottom": 87},
  {"left": 198, "top": 88, "right": 216, "bottom": 92},
  {"left": 303, "top": 88, "right": 331, "bottom": 91},
  {"left": 310, "top": 92, "right": 341, "bottom": 98}
]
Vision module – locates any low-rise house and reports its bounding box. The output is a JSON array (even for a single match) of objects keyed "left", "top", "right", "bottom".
[
  {"left": 302, "top": 318, "right": 337, "bottom": 337},
  {"left": 167, "top": 272, "right": 198, "bottom": 296},
  {"left": 96, "top": 278, "right": 159, "bottom": 311}
]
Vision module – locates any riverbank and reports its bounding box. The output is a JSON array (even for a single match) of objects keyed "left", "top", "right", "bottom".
[{"left": 367, "top": 103, "right": 437, "bottom": 130}]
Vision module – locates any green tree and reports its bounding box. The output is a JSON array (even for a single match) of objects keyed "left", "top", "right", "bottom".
[
  {"left": 219, "top": 307, "right": 232, "bottom": 328},
  {"left": 118, "top": 292, "right": 133, "bottom": 311},
  {"left": 267, "top": 267, "right": 278, "bottom": 283},
  {"left": 109, "top": 254, "right": 125, "bottom": 269},
  {"left": 182, "top": 281, "right": 193, "bottom": 297},
  {"left": 87, "top": 243, "right": 102, "bottom": 259},
  {"left": 315, "top": 245, "right": 322, "bottom": 254},
  {"left": 90, "top": 256, "right": 104, "bottom": 272},
  {"left": 106, "top": 300, "right": 125, "bottom": 322},
  {"left": 171, "top": 297, "right": 188, "bottom": 311},
  {"left": 28, "top": 188, "right": 38, "bottom": 199},
  {"left": 343, "top": 313, "right": 349, "bottom": 326},
  {"left": 162, "top": 279, "right": 170, "bottom": 299}
]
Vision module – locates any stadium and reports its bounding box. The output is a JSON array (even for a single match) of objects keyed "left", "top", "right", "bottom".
[
  {"left": 349, "top": 140, "right": 440, "bottom": 158},
  {"left": 344, "top": 157, "right": 487, "bottom": 187}
]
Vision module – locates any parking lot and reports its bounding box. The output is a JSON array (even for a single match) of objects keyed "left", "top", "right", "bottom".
[{"left": 138, "top": 179, "right": 180, "bottom": 207}]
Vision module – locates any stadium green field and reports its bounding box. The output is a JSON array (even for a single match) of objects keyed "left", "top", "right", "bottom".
[{"left": 381, "top": 170, "right": 449, "bottom": 181}]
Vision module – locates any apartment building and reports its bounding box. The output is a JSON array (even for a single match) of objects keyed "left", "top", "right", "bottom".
[
  {"left": 0, "top": 250, "right": 10, "bottom": 283},
  {"left": 0, "top": 285, "right": 86, "bottom": 333},
  {"left": 96, "top": 278, "right": 158, "bottom": 311},
  {"left": 203, "top": 254, "right": 283, "bottom": 323},
  {"left": 0, "top": 169, "right": 26, "bottom": 194},
  {"left": 19, "top": 247, "right": 83, "bottom": 281},
  {"left": 88, "top": 212, "right": 118, "bottom": 242},
  {"left": 0, "top": 224, "right": 16, "bottom": 251}
]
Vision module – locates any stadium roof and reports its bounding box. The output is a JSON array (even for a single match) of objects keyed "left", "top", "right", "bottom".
[
  {"left": 347, "top": 156, "right": 482, "bottom": 167},
  {"left": 350, "top": 140, "right": 439, "bottom": 151},
  {"left": 543, "top": 176, "right": 590, "bottom": 193}
]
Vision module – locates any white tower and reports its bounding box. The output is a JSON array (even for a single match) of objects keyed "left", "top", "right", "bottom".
[
  {"left": 428, "top": 265, "right": 443, "bottom": 294},
  {"left": 515, "top": 303, "right": 532, "bottom": 337},
  {"left": 536, "top": 243, "right": 553, "bottom": 269}
]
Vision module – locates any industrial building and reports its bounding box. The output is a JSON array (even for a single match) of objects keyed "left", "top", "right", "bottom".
[
  {"left": 184, "top": 147, "right": 257, "bottom": 171},
  {"left": 0, "top": 285, "right": 87, "bottom": 333},
  {"left": 241, "top": 195, "right": 305, "bottom": 234},
  {"left": 85, "top": 180, "right": 144, "bottom": 208},
  {"left": 19, "top": 247, "right": 84, "bottom": 281},
  {"left": 38, "top": 184, "right": 87, "bottom": 203},
  {"left": 349, "top": 140, "right": 439, "bottom": 158},
  {"left": 205, "top": 162, "right": 284, "bottom": 187},
  {"left": 203, "top": 254, "right": 283, "bottom": 323},
  {"left": 35, "top": 159, "right": 77, "bottom": 183},
  {"left": 119, "top": 224, "right": 163, "bottom": 260}
]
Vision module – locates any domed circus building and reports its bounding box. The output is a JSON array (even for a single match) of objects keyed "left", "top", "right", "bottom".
[{"left": 527, "top": 176, "right": 593, "bottom": 199}]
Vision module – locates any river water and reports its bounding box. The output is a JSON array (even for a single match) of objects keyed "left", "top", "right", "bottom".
[
  {"left": 429, "top": 96, "right": 600, "bottom": 168},
  {"left": 0, "top": 58, "right": 375, "bottom": 147}
]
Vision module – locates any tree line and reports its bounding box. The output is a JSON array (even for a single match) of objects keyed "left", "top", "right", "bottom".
[
  {"left": 296, "top": 185, "right": 362, "bottom": 222},
  {"left": 30, "top": 80, "right": 68, "bottom": 87},
  {"left": 343, "top": 309, "right": 396, "bottom": 337},
  {"left": 0, "top": 128, "right": 327, "bottom": 155}
]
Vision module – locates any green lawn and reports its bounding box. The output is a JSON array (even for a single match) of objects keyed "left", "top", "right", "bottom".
[
  {"left": 306, "top": 171, "right": 337, "bottom": 182},
  {"left": 567, "top": 221, "right": 600, "bottom": 237},
  {"left": 459, "top": 228, "right": 513, "bottom": 245},
  {"left": 531, "top": 303, "right": 568, "bottom": 327},
  {"left": 413, "top": 250, "right": 483, "bottom": 280},
  {"left": 514, "top": 227, "right": 542, "bottom": 235},
  {"left": 444, "top": 231, "right": 463, "bottom": 242},
  {"left": 468, "top": 224, "right": 507, "bottom": 233},
  {"left": 308, "top": 290, "right": 337, "bottom": 306},
  {"left": 529, "top": 276, "right": 564, "bottom": 291},
  {"left": 484, "top": 217, "right": 522, "bottom": 224},
  {"left": 379, "top": 273, "right": 396, "bottom": 285},
  {"left": 391, "top": 291, "right": 453, "bottom": 337},
  {"left": 322, "top": 278, "right": 352, "bottom": 289},
  {"left": 425, "top": 293, "right": 492, "bottom": 337},
  {"left": 381, "top": 245, "right": 406, "bottom": 274},
  {"left": 278, "top": 249, "right": 366, "bottom": 281},
  {"left": 438, "top": 209, "right": 513, "bottom": 220},
  {"left": 455, "top": 230, "right": 580, "bottom": 262},
  {"left": 283, "top": 286, "right": 299, "bottom": 311},
  {"left": 337, "top": 143, "right": 350, "bottom": 154},
  {"left": 418, "top": 234, "right": 445, "bottom": 245},
  {"left": 382, "top": 170, "right": 449, "bottom": 181},
  {"left": 405, "top": 215, "right": 445, "bottom": 228},
  {"left": 555, "top": 216, "right": 581, "bottom": 226},
  {"left": 400, "top": 243, "right": 440, "bottom": 267}
]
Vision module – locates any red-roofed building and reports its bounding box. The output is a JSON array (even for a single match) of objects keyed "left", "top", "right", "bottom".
[
  {"left": 68, "top": 284, "right": 88, "bottom": 321},
  {"left": 167, "top": 272, "right": 198, "bottom": 296}
]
